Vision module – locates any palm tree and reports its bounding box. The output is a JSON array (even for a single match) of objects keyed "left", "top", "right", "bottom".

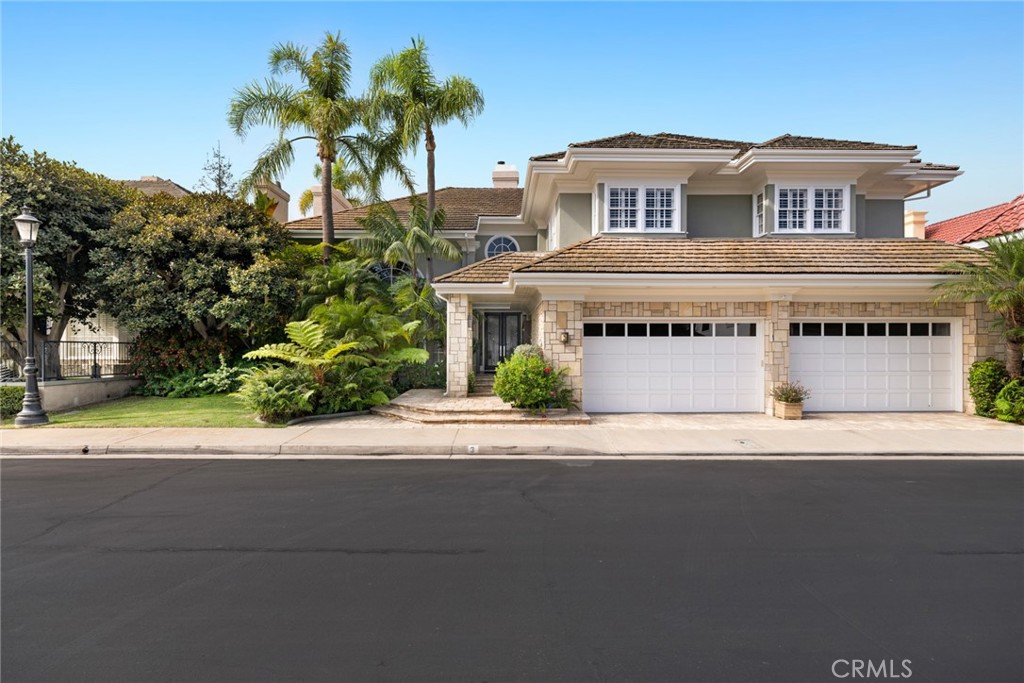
[
  {"left": 350, "top": 197, "right": 461, "bottom": 282},
  {"left": 934, "top": 237, "right": 1024, "bottom": 378},
  {"left": 298, "top": 159, "right": 368, "bottom": 216},
  {"left": 229, "top": 31, "right": 410, "bottom": 262},
  {"left": 368, "top": 37, "right": 484, "bottom": 218}
]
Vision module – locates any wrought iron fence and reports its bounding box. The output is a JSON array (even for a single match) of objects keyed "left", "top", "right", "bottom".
[{"left": 0, "top": 340, "right": 136, "bottom": 381}]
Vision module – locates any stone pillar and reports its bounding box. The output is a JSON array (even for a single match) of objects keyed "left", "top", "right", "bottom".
[
  {"left": 963, "top": 300, "right": 1004, "bottom": 414},
  {"left": 765, "top": 297, "right": 792, "bottom": 413},
  {"left": 445, "top": 294, "right": 472, "bottom": 398},
  {"left": 532, "top": 299, "right": 584, "bottom": 405}
]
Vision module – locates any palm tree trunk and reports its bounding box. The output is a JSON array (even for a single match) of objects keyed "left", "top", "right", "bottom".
[
  {"left": 321, "top": 156, "right": 335, "bottom": 264},
  {"left": 1008, "top": 338, "right": 1022, "bottom": 379},
  {"left": 425, "top": 124, "right": 436, "bottom": 281}
]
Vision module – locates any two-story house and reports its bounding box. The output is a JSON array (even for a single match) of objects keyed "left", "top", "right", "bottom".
[{"left": 287, "top": 132, "right": 1002, "bottom": 415}]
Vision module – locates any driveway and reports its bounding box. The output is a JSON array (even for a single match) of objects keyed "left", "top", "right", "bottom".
[{"left": 3, "top": 459, "right": 1022, "bottom": 682}]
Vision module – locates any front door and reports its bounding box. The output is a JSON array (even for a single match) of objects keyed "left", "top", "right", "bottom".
[{"left": 483, "top": 312, "right": 521, "bottom": 371}]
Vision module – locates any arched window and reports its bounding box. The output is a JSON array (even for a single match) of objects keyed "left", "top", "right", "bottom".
[
  {"left": 485, "top": 235, "right": 520, "bottom": 259},
  {"left": 370, "top": 261, "right": 414, "bottom": 285}
]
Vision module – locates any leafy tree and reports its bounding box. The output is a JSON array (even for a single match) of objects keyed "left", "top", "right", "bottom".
[
  {"left": 296, "top": 255, "right": 390, "bottom": 319},
  {"left": 244, "top": 319, "right": 364, "bottom": 385},
  {"left": 92, "top": 192, "right": 299, "bottom": 346},
  {"left": 350, "top": 196, "right": 460, "bottom": 282},
  {"left": 195, "top": 142, "right": 237, "bottom": 196},
  {"left": 0, "top": 137, "right": 134, "bottom": 356},
  {"left": 935, "top": 237, "right": 1024, "bottom": 378},
  {"left": 229, "top": 31, "right": 411, "bottom": 261},
  {"left": 368, "top": 37, "right": 484, "bottom": 219},
  {"left": 298, "top": 159, "right": 367, "bottom": 215}
]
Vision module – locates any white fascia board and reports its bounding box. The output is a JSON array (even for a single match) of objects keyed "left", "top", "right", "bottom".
[
  {"left": 964, "top": 229, "right": 1024, "bottom": 249},
  {"left": 731, "top": 149, "right": 919, "bottom": 175},
  {"left": 563, "top": 148, "right": 738, "bottom": 173},
  {"left": 433, "top": 282, "right": 514, "bottom": 297}
]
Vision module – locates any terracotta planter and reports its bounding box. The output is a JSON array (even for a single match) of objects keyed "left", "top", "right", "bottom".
[{"left": 774, "top": 399, "right": 804, "bottom": 420}]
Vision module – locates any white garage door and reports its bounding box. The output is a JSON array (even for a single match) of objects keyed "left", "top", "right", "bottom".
[
  {"left": 582, "top": 321, "right": 763, "bottom": 413},
  {"left": 790, "top": 320, "right": 958, "bottom": 411}
]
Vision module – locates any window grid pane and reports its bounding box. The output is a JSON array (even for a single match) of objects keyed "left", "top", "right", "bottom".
[
  {"left": 609, "top": 187, "right": 638, "bottom": 230},
  {"left": 644, "top": 188, "right": 674, "bottom": 230},
  {"left": 813, "top": 188, "right": 844, "bottom": 230},
  {"left": 778, "top": 189, "right": 806, "bottom": 231}
]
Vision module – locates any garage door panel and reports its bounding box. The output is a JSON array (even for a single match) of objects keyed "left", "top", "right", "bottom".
[
  {"left": 583, "top": 319, "right": 761, "bottom": 413},
  {"left": 791, "top": 319, "right": 957, "bottom": 412}
]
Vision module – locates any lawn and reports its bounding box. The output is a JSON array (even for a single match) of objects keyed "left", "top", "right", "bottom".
[{"left": 1, "top": 394, "right": 278, "bottom": 428}]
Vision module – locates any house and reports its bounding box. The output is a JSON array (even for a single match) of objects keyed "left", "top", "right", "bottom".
[
  {"left": 924, "top": 194, "right": 1024, "bottom": 247},
  {"left": 421, "top": 131, "right": 1002, "bottom": 415}
]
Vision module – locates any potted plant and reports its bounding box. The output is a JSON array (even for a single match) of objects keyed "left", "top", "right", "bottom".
[{"left": 771, "top": 381, "right": 811, "bottom": 420}]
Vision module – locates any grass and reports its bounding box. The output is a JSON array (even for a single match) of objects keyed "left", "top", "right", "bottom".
[{"left": 1, "top": 394, "right": 280, "bottom": 428}]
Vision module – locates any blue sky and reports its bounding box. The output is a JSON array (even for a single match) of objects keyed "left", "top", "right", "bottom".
[{"left": 2, "top": 2, "right": 1021, "bottom": 222}]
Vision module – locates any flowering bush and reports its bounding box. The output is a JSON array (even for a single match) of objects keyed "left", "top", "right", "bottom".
[
  {"left": 770, "top": 381, "right": 811, "bottom": 404},
  {"left": 129, "top": 335, "right": 232, "bottom": 379},
  {"left": 493, "top": 346, "right": 573, "bottom": 411}
]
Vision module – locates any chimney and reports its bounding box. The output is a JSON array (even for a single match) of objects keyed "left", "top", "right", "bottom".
[
  {"left": 492, "top": 161, "right": 519, "bottom": 188},
  {"left": 255, "top": 179, "right": 291, "bottom": 224},
  {"left": 307, "top": 186, "right": 352, "bottom": 217},
  {"left": 904, "top": 210, "right": 928, "bottom": 239}
]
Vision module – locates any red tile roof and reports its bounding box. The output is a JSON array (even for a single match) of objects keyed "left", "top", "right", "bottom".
[{"left": 926, "top": 194, "right": 1024, "bottom": 244}]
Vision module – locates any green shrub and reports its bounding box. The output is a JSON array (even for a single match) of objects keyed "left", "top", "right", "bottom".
[
  {"left": 198, "top": 354, "right": 251, "bottom": 394},
  {"left": 134, "top": 368, "right": 208, "bottom": 398},
  {"left": 771, "top": 381, "right": 811, "bottom": 404},
  {"left": 233, "top": 366, "right": 315, "bottom": 423},
  {"left": 129, "top": 334, "right": 231, "bottom": 379},
  {"left": 493, "top": 347, "right": 573, "bottom": 411},
  {"left": 0, "top": 386, "right": 25, "bottom": 418},
  {"left": 994, "top": 379, "right": 1024, "bottom": 424},
  {"left": 968, "top": 358, "right": 1010, "bottom": 417},
  {"left": 316, "top": 366, "right": 392, "bottom": 414},
  {"left": 392, "top": 360, "right": 446, "bottom": 394}
]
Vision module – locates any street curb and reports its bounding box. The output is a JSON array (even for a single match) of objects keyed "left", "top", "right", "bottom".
[{"left": 2, "top": 445, "right": 1022, "bottom": 458}]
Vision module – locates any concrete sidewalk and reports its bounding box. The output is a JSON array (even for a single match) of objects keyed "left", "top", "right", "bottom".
[{"left": 2, "top": 412, "right": 1021, "bottom": 457}]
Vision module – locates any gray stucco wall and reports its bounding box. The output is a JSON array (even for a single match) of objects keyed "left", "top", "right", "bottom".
[
  {"left": 863, "top": 199, "right": 906, "bottom": 238},
  {"left": 686, "top": 195, "right": 753, "bottom": 238},
  {"left": 557, "top": 193, "right": 593, "bottom": 248},
  {"left": 471, "top": 234, "right": 539, "bottom": 263}
]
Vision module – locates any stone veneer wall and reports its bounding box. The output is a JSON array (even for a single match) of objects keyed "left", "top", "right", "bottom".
[
  {"left": 445, "top": 294, "right": 472, "bottom": 397},
  {"left": 532, "top": 299, "right": 584, "bottom": 403}
]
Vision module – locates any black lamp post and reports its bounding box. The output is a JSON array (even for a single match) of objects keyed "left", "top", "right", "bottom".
[{"left": 14, "top": 206, "right": 48, "bottom": 427}]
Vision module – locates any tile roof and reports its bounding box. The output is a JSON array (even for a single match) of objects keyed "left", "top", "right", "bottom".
[
  {"left": 515, "top": 236, "right": 984, "bottom": 275},
  {"left": 529, "top": 131, "right": 918, "bottom": 161},
  {"left": 925, "top": 194, "right": 1024, "bottom": 244},
  {"left": 436, "top": 237, "right": 985, "bottom": 283},
  {"left": 285, "top": 187, "right": 523, "bottom": 231},
  {"left": 434, "top": 251, "right": 545, "bottom": 284},
  {"left": 120, "top": 176, "right": 191, "bottom": 197}
]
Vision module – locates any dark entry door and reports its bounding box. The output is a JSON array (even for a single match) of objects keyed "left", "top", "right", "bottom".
[{"left": 483, "top": 312, "right": 521, "bottom": 371}]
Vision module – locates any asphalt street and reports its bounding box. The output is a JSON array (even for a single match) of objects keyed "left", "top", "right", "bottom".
[{"left": 2, "top": 458, "right": 1022, "bottom": 683}]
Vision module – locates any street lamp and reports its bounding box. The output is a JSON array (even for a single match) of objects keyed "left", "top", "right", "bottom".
[{"left": 14, "top": 206, "right": 48, "bottom": 426}]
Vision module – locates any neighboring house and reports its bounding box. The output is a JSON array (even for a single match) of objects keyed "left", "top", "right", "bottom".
[
  {"left": 420, "top": 131, "right": 1002, "bottom": 415},
  {"left": 285, "top": 169, "right": 526, "bottom": 278},
  {"left": 61, "top": 175, "right": 193, "bottom": 347},
  {"left": 924, "top": 194, "right": 1024, "bottom": 247}
]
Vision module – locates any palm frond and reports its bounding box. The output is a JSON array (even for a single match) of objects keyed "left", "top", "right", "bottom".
[{"left": 227, "top": 79, "right": 301, "bottom": 138}]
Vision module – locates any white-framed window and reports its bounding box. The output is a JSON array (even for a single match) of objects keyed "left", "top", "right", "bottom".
[
  {"left": 485, "top": 235, "right": 520, "bottom": 258},
  {"left": 776, "top": 186, "right": 849, "bottom": 233},
  {"left": 755, "top": 192, "right": 766, "bottom": 235},
  {"left": 606, "top": 183, "right": 679, "bottom": 232}
]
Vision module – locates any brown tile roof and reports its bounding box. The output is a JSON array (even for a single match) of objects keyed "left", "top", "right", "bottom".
[
  {"left": 434, "top": 251, "right": 544, "bottom": 284},
  {"left": 285, "top": 187, "right": 523, "bottom": 231},
  {"left": 434, "top": 237, "right": 985, "bottom": 284},
  {"left": 120, "top": 176, "right": 191, "bottom": 197},
  {"left": 514, "top": 236, "right": 984, "bottom": 275},
  {"left": 529, "top": 131, "right": 918, "bottom": 161},
  {"left": 926, "top": 194, "right": 1024, "bottom": 244}
]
